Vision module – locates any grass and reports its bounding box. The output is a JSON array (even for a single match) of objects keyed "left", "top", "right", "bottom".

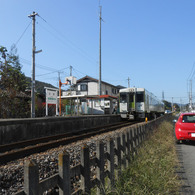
[{"left": 94, "top": 120, "right": 181, "bottom": 194}]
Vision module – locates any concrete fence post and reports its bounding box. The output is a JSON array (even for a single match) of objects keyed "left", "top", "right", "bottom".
[
  {"left": 151, "top": 123, "right": 154, "bottom": 133},
  {"left": 133, "top": 128, "right": 137, "bottom": 155},
  {"left": 126, "top": 129, "right": 130, "bottom": 165},
  {"left": 96, "top": 141, "right": 105, "bottom": 195},
  {"left": 146, "top": 123, "right": 149, "bottom": 138},
  {"left": 121, "top": 133, "right": 126, "bottom": 169},
  {"left": 129, "top": 129, "right": 134, "bottom": 160},
  {"left": 145, "top": 124, "right": 148, "bottom": 138},
  {"left": 115, "top": 134, "right": 121, "bottom": 179},
  {"left": 81, "top": 144, "right": 91, "bottom": 194},
  {"left": 140, "top": 125, "right": 143, "bottom": 142},
  {"left": 142, "top": 125, "right": 145, "bottom": 141},
  {"left": 107, "top": 138, "right": 115, "bottom": 189},
  {"left": 136, "top": 126, "right": 140, "bottom": 148},
  {"left": 138, "top": 126, "right": 141, "bottom": 144},
  {"left": 58, "top": 151, "right": 71, "bottom": 195},
  {"left": 24, "top": 160, "right": 39, "bottom": 195}
]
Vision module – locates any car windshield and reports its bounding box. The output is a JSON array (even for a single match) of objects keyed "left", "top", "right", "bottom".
[{"left": 182, "top": 115, "right": 195, "bottom": 123}]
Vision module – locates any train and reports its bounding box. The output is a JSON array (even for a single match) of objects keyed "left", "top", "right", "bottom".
[{"left": 119, "top": 87, "right": 164, "bottom": 120}]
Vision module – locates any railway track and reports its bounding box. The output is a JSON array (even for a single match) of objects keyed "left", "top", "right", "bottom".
[{"left": 0, "top": 121, "right": 138, "bottom": 165}]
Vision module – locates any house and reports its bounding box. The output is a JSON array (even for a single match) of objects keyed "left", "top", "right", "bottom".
[
  {"left": 63, "top": 75, "right": 121, "bottom": 97},
  {"left": 61, "top": 76, "right": 124, "bottom": 115}
]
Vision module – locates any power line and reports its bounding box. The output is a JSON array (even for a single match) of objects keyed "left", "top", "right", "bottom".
[
  {"left": 72, "top": 67, "right": 88, "bottom": 77},
  {"left": 36, "top": 71, "right": 62, "bottom": 77},
  {"left": 188, "top": 62, "right": 195, "bottom": 80},
  {"left": 37, "top": 14, "right": 98, "bottom": 65},
  {"left": 36, "top": 67, "right": 69, "bottom": 77},
  {"left": 15, "top": 21, "right": 32, "bottom": 46},
  {"left": 20, "top": 57, "right": 59, "bottom": 72}
]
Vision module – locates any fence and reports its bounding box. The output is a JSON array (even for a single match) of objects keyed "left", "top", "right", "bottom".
[{"left": 15, "top": 116, "right": 168, "bottom": 195}]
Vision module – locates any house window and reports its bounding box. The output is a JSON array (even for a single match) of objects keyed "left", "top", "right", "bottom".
[
  {"left": 112, "top": 88, "right": 117, "bottom": 94},
  {"left": 80, "top": 84, "right": 88, "bottom": 91}
]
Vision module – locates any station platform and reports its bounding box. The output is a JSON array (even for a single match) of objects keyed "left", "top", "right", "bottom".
[{"left": 0, "top": 115, "right": 121, "bottom": 145}]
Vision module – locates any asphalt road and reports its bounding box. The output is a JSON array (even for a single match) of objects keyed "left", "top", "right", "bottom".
[{"left": 177, "top": 141, "right": 195, "bottom": 194}]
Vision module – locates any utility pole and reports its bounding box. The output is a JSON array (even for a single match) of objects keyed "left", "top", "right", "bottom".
[
  {"left": 127, "top": 77, "right": 130, "bottom": 88},
  {"left": 172, "top": 97, "right": 173, "bottom": 112},
  {"left": 58, "top": 71, "right": 61, "bottom": 81},
  {"left": 162, "top": 91, "right": 164, "bottom": 101},
  {"left": 28, "top": 11, "right": 42, "bottom": 118},
  {"left": 190, "top": 79, "right": 193, "bottom": 110},
  {"left": 70, "top": 65, "right": 73, "bottom": 76},
  {"left": 99, "top": 6, "right": 102, "bottom": 96},
  {"left": 1, "top": 48, "right": 7, "bottom": 67}
]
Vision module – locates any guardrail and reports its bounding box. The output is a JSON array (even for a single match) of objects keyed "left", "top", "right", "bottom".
[{"left": 15, "top": 115, "right": 168, "bottom": 195}]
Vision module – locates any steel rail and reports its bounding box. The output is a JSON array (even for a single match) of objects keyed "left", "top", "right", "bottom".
[{"left": 0, "top": 121, "right": 137, "bottom": 165}]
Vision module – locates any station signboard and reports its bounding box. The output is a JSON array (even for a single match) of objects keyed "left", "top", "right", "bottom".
[
  {"left": 46, "top": 89, "right": 57, "bottom": 104},
  {"left": 45, "top": 87, "right": 59, "bottom": 116}
]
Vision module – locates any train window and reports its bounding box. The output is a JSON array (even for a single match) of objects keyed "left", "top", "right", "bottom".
[
  {"left": 120, "top": 93, "right": 127, "bottom": 103},
  {"left": 129, "top": 94, "right": 134, "bottom": 102},
  {"left": 136, "top": 93, "right": 144, "bottom": 102}
]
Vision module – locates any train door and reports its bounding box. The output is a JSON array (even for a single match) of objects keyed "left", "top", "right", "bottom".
[{"left": 129, "top": 92, "right": 135, "bottom": 111}]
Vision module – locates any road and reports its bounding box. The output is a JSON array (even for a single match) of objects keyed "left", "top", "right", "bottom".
[{"left": 176, "top": 141, "right": 195, "bottom": 194}]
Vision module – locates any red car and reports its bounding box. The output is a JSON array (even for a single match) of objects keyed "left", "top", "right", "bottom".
[{"left": 174, "top": 113, "right": 195, "bottom": 143}]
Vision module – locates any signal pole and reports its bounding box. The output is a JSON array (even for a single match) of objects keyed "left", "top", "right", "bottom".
[{"left": 28, "top": 11, "right": 42, "bottom": 118}]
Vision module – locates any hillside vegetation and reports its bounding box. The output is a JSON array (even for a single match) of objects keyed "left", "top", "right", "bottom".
[{"left": 26, "top": 77, "right": 58, "bottom": 95}]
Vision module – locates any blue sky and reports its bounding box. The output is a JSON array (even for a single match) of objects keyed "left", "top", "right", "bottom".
[{"left": 1, "top": 0, "right": 195, "bottom": 104}]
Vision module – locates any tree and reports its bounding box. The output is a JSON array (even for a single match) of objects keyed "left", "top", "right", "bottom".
[
  {"left": 163, "top": 100, "right": 172, "bottom": 111},
  {"left": 0, "top": 45, "right": 30, "bottom": 118}
]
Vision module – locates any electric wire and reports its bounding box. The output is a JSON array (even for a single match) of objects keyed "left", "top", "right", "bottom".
[
  {"left": 37, "top": 14, "right": 98, "bottom": 65},
  {"left": 36, "top": 67, "right": 69, "bottom": 77},
  {"left": 20, "top": 57, "right": 59, "bottom": 72},
  {"left": 72, "top": 67, "right": 86, "bottom": 77},
  {"left": 188, "top": 62, "right": 195, "bottom": 80},
  {"left": 20, "top": 57, "right": 71, "bottom": 80},
  {"left": 15, "top": 21, "right": 32, "bottom": 46}
]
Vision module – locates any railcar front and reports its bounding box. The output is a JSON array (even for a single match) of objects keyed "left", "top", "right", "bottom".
[
  {"left": 119, "top": 88, "right": 136, "bottom": 120},
  {"left": 119, "top": 87, "right": 164, "bottom": 120},
  {"left": 119, "top": 88, "right": 146, "bottom": 120}
]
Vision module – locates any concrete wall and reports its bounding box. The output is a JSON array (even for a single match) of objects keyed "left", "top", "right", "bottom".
[{"left": 0, "top": 115, "right": 121, "bottom": 145}]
